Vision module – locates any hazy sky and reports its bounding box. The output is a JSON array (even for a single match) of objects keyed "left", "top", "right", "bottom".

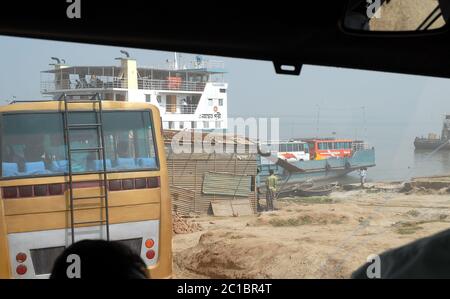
[
  {"left": 2, "top": 35, "right": 450, "bottom": 138},
  {"left": 3, "top": 35, "right": 450, "bottom": 179}
]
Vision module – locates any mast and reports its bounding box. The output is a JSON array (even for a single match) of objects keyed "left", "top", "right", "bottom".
[{"left": 174, "top": 52, "right": 178, "bottom": 70}]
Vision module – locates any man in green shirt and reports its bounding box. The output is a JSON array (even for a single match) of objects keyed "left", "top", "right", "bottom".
[{"left": 265, "top": 169, "right": 278, "bottom": 211}]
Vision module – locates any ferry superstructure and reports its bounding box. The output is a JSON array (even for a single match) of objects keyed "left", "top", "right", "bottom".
[{"left": 40, "top": 53, "right": 228, "bottom": 131}]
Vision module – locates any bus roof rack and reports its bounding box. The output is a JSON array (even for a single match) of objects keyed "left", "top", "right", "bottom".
[
  {"left": 9, "top": 93, "right": 102, "bottom": 105},
  {"left": 9, "top": 99, "right": 55, "bottom": 104}
]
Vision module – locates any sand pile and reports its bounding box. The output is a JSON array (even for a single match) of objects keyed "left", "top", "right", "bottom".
[
  {"left": 173, "top": 213, "right": 202, "bottom": 234},
  {"left": 174, "top": 230, "right": 290, "bottom": 278}
]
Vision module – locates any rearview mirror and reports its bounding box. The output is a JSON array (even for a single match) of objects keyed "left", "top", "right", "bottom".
[{"left": 343, "top": 0, "right": 450, "bottom": 32}]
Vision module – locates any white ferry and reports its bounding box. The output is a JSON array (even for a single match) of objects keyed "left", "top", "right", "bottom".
[{"left": 40, "top": 52, "right": 228, "bottom": 131}]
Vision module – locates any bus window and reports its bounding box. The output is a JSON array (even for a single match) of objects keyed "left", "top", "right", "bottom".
[
  {"left": 1, "top": 113, "right": 66, "bottom": 178},
  {"left": 0, "top": 110, "right": 159, "bottom": 179},
  {"left": 67, "top": 112, "right": 101, "bottom": 173},
  {"left": 103, "top": 111, "right": 158, "bottom": 171}
]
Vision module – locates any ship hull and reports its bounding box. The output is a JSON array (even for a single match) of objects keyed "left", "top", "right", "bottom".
[
  {"left": 414, "top": 138, "right": 450, "bottom": 150},
  {"left": 258, "top": 148, "right": 376, "bottom": 193}
]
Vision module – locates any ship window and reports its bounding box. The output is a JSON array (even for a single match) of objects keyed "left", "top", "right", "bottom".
[
  {"left": 191, "top": 121, "right": 197, "bottom": 129},
  {"left": 157, "top": 95, "right": 162, "bottom": 104},
  {"left": 220, "top": 89, "right": 226, "bottom": 93},
  {"left": 279, "top": 144, "right": 287, "bottom": 152},
  {"left": 179, "top": 122, "right": 184, "bottom": 129},
  {"left": 208, "top": 99, "right": 213, "bottom": 106},
  {"left": 215, "top": 121, "right": 221, "bottom": 129},
  {"left": 328, "top": 142, "right": 333, "bottom": 149},
  {"left": 169, "top": 121, "right": 174, "bottom": 129},
  {"left": 203, "top": 121, "right": 209, "bottom": 129},
  {"left": 145, "top": 94, "right": 151, "bottom": 103},
  {"left": 218, "top": 99, "right": 224, "bottom": 106}
]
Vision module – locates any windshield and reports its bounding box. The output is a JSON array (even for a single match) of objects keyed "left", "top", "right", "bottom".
[
  {"left": 2, "top": 35, "right": 450, "bottom": 279},
  {"left": 1, "top": 110, "right": 158, "bottom": 178}
]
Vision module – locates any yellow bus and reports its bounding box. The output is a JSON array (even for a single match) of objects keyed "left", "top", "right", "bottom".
[{"left": 0, "top": 96, "right": 172, "bottom": 278}]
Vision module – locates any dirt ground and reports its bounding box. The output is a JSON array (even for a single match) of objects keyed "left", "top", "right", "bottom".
[{"left": 173, "top": 183, "right": 450, "bottom": 278}]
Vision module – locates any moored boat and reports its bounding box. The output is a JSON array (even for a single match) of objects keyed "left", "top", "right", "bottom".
[
  {"left": 257, "top": 138, "right": 376, "bottom": 193},
  {"left": 414, "top": 115, "right": 450, "bottom": 150}
]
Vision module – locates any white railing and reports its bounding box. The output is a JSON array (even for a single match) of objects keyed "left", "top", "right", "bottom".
[
  {"left": 163, "top": 104, "right": 197, "bottom": 114},
  {"left": 190, "top": 60, "right": 225, "bottom": 70},
  {"left": 138, "top": 78, "right": 206, "bottom": 92},
  {"left": 352, "top": 142, "right": 370, "bottom": 151},
  {"left": 42, "top": 78, "right": 207, "bottom": 93},
  {"left": 41, "top": 77, "right": 128, "bottom": 92},
  {"left": 140, "top": 59, "right": 225, "bottom": 71}
]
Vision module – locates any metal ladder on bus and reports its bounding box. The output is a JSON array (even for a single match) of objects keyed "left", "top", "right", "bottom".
[{"left": 59, "top": 93, "right": 110, "bottom": 244}]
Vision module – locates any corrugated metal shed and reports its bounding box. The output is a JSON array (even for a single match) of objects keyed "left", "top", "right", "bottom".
[
  {"left": 167, "top": 153, "right": 257, "bottom": 215},
  {"left": 203, "top": 172, "right": 251, "bottom": 197}
]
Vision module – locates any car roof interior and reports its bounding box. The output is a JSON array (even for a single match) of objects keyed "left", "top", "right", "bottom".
[{"left": 0, "top": 0, "right": 449, "bottom": 78}]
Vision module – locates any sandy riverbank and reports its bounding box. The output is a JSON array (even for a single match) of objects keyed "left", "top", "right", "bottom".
[{"left": 172, "top": 181, "right": 450, "bottom": 278}]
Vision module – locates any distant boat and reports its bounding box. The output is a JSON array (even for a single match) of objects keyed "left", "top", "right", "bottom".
[{"left": 414, "top": 115, "right": 450, "bottom": 150}]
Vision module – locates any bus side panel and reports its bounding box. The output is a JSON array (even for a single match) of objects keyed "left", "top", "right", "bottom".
[
  {"left": 148, "top": 105, "right": 173, "bottom": 279},
  {"left": 0, "top": 199, "right": 12, "bottom": 278}
]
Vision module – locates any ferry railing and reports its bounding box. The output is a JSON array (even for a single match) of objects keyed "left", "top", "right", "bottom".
[
  {"left": 138, "top": 78, "right": 206, "bottom": 92},
  {"left": 42, "top": 78, "right": 208, "bottom": 93},
  {"left": 352, "top": 142, "right": 370, "bottom": 151},
  {"left": 41, "top": 77, "right": 128, "bottom": 92},
  {"left": 163, "top": 104, "right": 197, "bottom": 114},
  {"left": 190, "top": 60, "right": 225, "bottom": 69}
]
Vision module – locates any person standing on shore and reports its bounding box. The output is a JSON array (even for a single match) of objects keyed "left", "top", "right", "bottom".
[
  {"left": 256, "top": 168, "right": 262, "bottom": 212},
  {"left": 359, "top": 167, "right": 367, "bottom": 188},
  {"left": 265, "top": 169, "right": 278, "bottom": 211}
]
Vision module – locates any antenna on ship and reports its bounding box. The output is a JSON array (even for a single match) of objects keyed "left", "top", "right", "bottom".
[
  {"left": 174, "top": 52, "right": 179, "bottom": 70},
  {"left": 361, "top": 105, "right": 367, "bottom": 140}
]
